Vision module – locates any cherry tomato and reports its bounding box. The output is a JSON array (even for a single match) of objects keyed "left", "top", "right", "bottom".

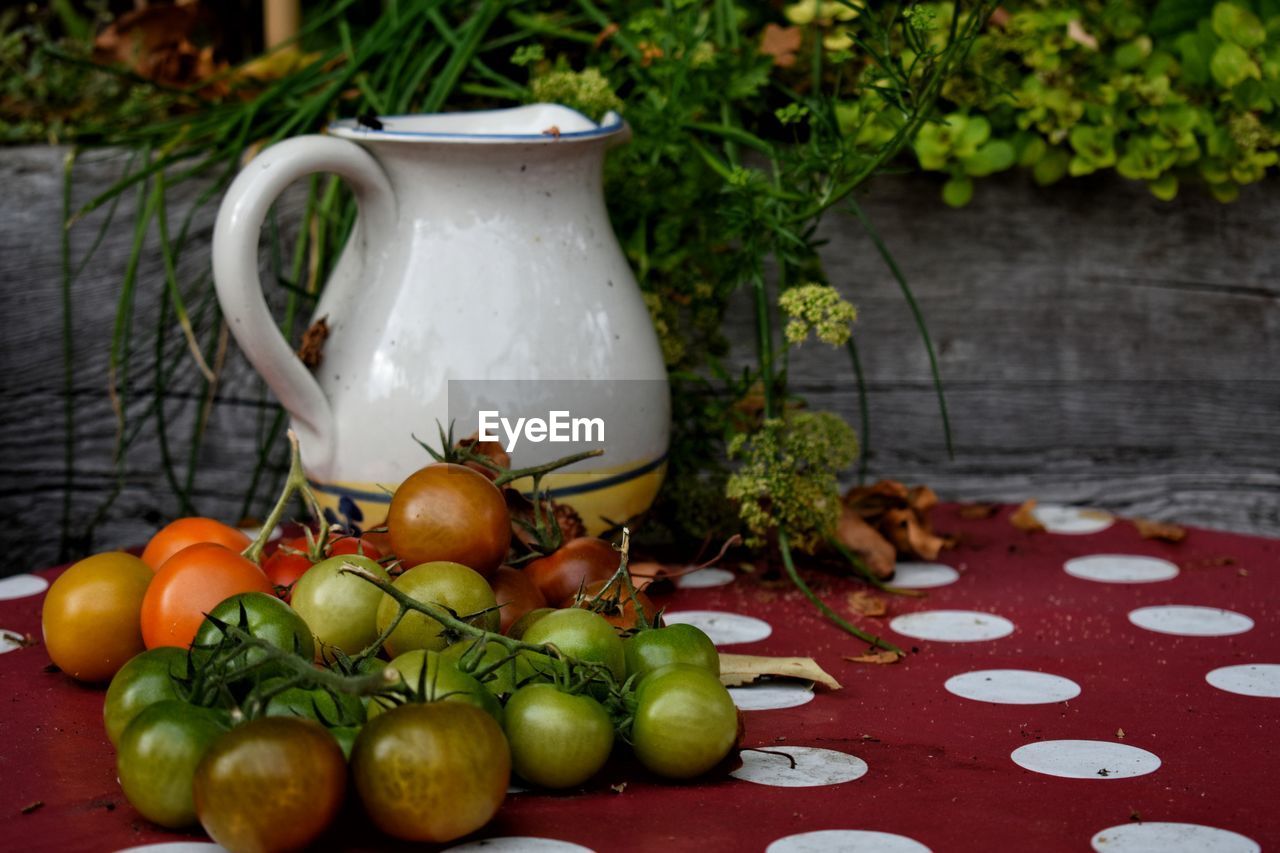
[
  {"left": 191, "top": 591, "right": 314, "bottom": 667},
  {"left": 104, "top": 647, "right": 188, "bottom": 746},
  {"left": 521, "top": 608, "right": 625, "bottom": 681},
  {"left": 440, "top": 639, "right": 537, "bottom": 697},
  {"left": 564, "top": 578, "right": 658, "bottom": 630},
  {"left": 42, "top": 551, "right": 152, "bottom": 682},
  {"left": 504, "top": 683, "right": 614, "bottom": 789},
  {"left": 374, "top": 649, "right": 504, "bottom": 723},
  {"left": 386, "top": 463, "right": 511, "bottom": 578},
  {"left": 117, "top": 700, "right": 229, "bottom": 828},
  {"left": 141, "top": 543, "right": 274, "bottom": 649},
  {"left": 507, "top": 606, "right": 553, "bottom": 639},
  {"left": 263, "top": 681, "right": 366, "bottom": 727},
  {"left": 262, "top": 531, "right": 383, "bottom": 594},
  {"left": 194, "top": 717, "right": 346, "bottom": 852},
  {"left": 631, "top": 663, "right": 737, "bottom": 779},
  {"left": 351, "top": 702, "right": 510, "bottom": 843},
  {"left": 374, "top": 561, "right": 499, "bottom": 656},
  {"left": 491, "top": 565, "right": 547, "bottom": 634},
  {"left": 141, "top": 517, "right": 250, "bottom": 572},
  {"left": 525, "top": 537, "right": 618, "bottom": 604},
  {"left": 290, "top": 554, "right": 390, "bottom": 657},
  {"left": 623, "top": 624, "right": 720, "bottom": 681}
]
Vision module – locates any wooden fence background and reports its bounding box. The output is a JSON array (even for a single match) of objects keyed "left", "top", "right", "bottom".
[{"left": 2, "top": 144, "right": 1277, "bottom": 573}]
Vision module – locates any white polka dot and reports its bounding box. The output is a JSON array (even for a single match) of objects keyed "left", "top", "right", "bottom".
[
  {"left": 731, "top": 746, "right": 868, "bottom": 787},
  {"left": 1090, "top": 821, "right": 1259, "bottom": 852},
  {"left": 114, "top": 840, "right": 227, "bottom": 845},
  {"left": 447, "top": 839, "right": 595, "bottom": 852},
  {"left": 0, "top": 574, "right": 49, "bottom": 600},
  {"left": 890, "top": 562, "right": 959, "bottom": 589},
  {"left": 1, "top": 629, "right": 26, "bottom": 655},
  {"left": 728, "top": 683, "right": 815, "bottom": 711},
  {"left": 662, "top": 611, "right": 772, "bottom": 645},
  {"left": 1206, "top": 664, "right": 1280, "bottom": 698},
  {"left": 767, "top": 829, "right": 932, "bottom": 853},
  {"left": 1011, "top": 740, "right": 1160, "bottom": 779},
  {"left": 889, "top": 610, "right": 1014, "bottom": 643},
  {"left": 1032, "top": 504, "right": 1114, "bottom": 534},
  {"left": 945, "top": 670, "right": 1081, "bottom": 705},
  {"left": 1128, "top": 605, "right": 1253, "bottom": 637},
  {"left": 675, "top": 567, "right": 735, "bottom": 589},
  {"left": 1065, "top": 555, "right": 1179, "bottom": 584}
]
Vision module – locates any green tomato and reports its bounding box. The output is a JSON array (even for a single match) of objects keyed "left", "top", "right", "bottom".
[
  {"left": 192, "top": 591, "right": 314, "bottom": 668},
  {"left": 504, "top": 684, "right": 614, "bottom": 789},
  {"left": 521, "top": 608, "right": 625, "bottom": 681},
  {"left": 290, "top": 554, "right": 390, "bottom": 657},
  {"left": 372, "top": 649, "right": 504, "bottom": 724},
  {"left": 507, "top": 606, "right": 554, "bottom": 639},
  {"left": 374, "top": 561, "right": 499, "bottom": 656},
  {"left": 440, "top": 639, "right": 536, "bottom": 697},
  {"left": 117, "top": 700, "right": 229, "bottom": 828},
  {"left": 263, "top": 681, "right": 366, "bottom": 727},
  {"left": 623, "top": 624, "right": 720, "bottom": 681},
  {"left": 103, "top": 647, "right": 188, "bottom": 746},
  {"left": 631, "top": 663, "right": 738, "bottom": 779}
]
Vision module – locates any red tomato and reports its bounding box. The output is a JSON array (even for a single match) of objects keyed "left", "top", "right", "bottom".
[
  {"left": 141, "top": 517, "right": 251, "bottom": 572},
  {"left": 525, "top": 538, "right": 618, "bottom": 604},
  {"left": 262, "top": 532, "right": 382, "bottom": 595},
  {"left": 386, "top": 463, "right": 511, "bottom": 578},
  {"left": 140, "top": 543, "right": 274, "bottom": 649},
  {"left": 563, "top": 578, "right": 658, "bottom": 630},
  {"left": 490, "top": 566, "right": 547, "bottom": 634}
]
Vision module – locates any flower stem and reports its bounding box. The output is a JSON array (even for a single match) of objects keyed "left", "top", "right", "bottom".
[{"left": 778, "top": 530, "right": 903, "bottom": 654}]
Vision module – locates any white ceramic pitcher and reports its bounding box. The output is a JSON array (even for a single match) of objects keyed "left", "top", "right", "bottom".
[{"left": 212, "top": 104, "right": 669, "bottom": 534}]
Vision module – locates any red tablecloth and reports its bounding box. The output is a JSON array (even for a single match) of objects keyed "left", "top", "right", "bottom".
[{"left": 1, "top": 504, "right": 1277, "bottom": 852}]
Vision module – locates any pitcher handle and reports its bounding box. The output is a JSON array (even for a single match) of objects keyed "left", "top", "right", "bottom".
[{"left": 212, "top": 135, "right": 396, "bottom": 472}]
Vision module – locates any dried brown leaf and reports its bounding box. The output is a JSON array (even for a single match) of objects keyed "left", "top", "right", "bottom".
[
  {"left": 836, "top": 506, "right": 896, "bottom": 579},
  {"left": 594, "top": 23, "right": 621, "bottom": 48},
  {"left": 958, "top": 502, "right": 1000, "bottom": 519},
  {"left": 1010, "top": 499, "right": 1045, "bottom": 533},
  {"left": 718, "top": 653, "right": 841, "bottom": 690},
  {"left": 296, "top": 316, "right": 330, "bottom": 369},
  {"left": 760, "top": 23, "right": 803, "bottom": 68},
  {"left": 846, "top": 589, "right": 887, "bottom": 617},
  {"left": 1132, "top": 518, "right": 1187, "bottom": 543},
  {"left": 843, "top": 650, "right": 903, "bottom": 665}
]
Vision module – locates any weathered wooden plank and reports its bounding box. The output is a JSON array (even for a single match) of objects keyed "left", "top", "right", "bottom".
[{"left": 2, "top": 145, "right": 1277, "bottom": 575}]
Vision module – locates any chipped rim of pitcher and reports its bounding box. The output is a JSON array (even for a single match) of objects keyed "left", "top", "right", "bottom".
[{"left": 328, "top": 104, "right": 628, "bottom": 144}]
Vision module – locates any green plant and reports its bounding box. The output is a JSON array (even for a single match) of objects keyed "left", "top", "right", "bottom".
[{"left": 899, "top": 0, "right": 1280, "bottom": 204}]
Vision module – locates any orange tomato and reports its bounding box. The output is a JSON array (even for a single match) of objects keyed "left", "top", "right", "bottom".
[
  {"left": 141, "top": 543, "right": 274, "bottom": 649},
  {"left": 42, "top": 552, "right": 153, "bottom": 682},
  {"left": 142, "top": 517, "right": 251, "bottom": 572},
  {"left": 563, "top": 578, "right": 658, "bottom": 630}
]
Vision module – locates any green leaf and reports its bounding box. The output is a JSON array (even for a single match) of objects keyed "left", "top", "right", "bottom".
[
  {"left": 955, "top": 114, "right": 991, "bottom": 156},
  {"left": 941, "top": 175, "right": 974, "bottom": 208},
  {"left": 1033, "top": 148, "right": 1070, "bottom": 185},
  {"left": 1175, "top": 30, "right": 1217, "bottom": 86},
  {"left": 1212, "top": 2, "right": 1266, "bottom": 47},
  {"left": 1211, "top": 41, "right": 1263, "bottom": 86},
  {"left": 1209, "top": 181, "right": 1241, "bottom": 201},
  {"left": 1115, "top": 37, "right": 1153, "bottom": 70},
  {"left": 1148, "top": 173, "right": 1180, "bottom": 201},
  {"left": 961, "top": 140, "right": 1016, "bottom": 177},
  {"left": 1149, "top": 0, "right": 1215, "bottom": 37}
]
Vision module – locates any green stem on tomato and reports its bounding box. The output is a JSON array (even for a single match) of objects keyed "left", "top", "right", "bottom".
[
  {"left": 491, "top": 448, "right": 604, "bottom": 488},
  {"left": 778, "top": 530, "right": 903, "bottom": 654},
  {"left": 241, "top": 430, "right": 327, "bottom": 565}
]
